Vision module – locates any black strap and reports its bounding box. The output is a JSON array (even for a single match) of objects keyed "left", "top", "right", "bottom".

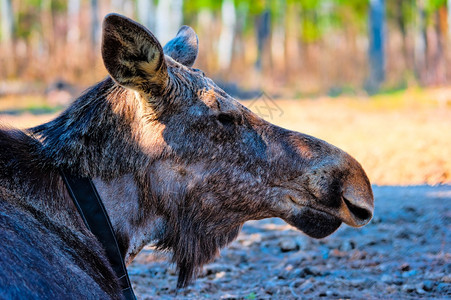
[{"left": 60, "top": 170, "right": 136, "bottom": 300}]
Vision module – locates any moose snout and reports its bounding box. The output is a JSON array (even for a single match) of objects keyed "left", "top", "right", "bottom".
[
  {"left": 280, "top": 132, "right": 375, "bottom": 231},
  {"left": 338, "top": 156, "right": 374, "bottom": 227},
  {"left": 340, "top": 189, "right": 374, "bottom": 227}
]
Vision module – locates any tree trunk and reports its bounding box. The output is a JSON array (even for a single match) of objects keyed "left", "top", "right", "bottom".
[
  {"left": 0, "top": 0, "right": 14, "bottom": 45},
  {"left": 156, "top": 0, "right": 183, "bottom": 45},
  {"left": 40, "top": 0, "right": 55, "bottom": 80},
  {"left": 196, "top": 9, "right": 215, "bottom": 70},
  {"left": 448, "top": 0, "right": 451, "bottom": 39},
  {"left": 285, "top": 3, "right": 301, "bottom": 78},
  {"left": 255, "top": 10, "right": 271, "bottom": 72},
  {"left": 111, "top": 0, "right": 123, "bottom": 12},
  {"left": 433, "top": 8, "right": 447, "bottom": 84},
  {"left": 91, "top": 0, "right": 100, "bottom": 48},
  {"left": 414, "top": 0, "right": 427, "bottom": 83},
  {"left": 395, "top": 0, "right": 409, "bottom": 71},
  {"left": 218, "top": 0, "right": 236, "bottom": 71},
  {"left": 0, "top": 0, "right": 14, "bottom": 77},
  {"left": 67, "top": 0, "right": 81, "bottom": 44},
  {"left": 366, "top": 0, "right": 386, "bottom": 94},
  {"left": 271, "top": 0, "right": 286, "bottom": 77},
  {"left": 137, "top": 0, "right": 155, "bottom": 31}
]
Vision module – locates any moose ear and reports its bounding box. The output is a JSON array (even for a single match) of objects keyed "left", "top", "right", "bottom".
[
  {"left": 101, "top": 13, "right": 168, "bottom": 95},
  {"left": 163, "top": 26, "right": 199, "bottom": 67}
]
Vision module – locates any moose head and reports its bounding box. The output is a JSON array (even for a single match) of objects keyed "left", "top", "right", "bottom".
[{"left": 33, "top": 14, "right": 373, "bottom": 288}]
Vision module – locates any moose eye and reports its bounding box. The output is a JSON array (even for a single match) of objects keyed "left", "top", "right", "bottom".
[{"left": 217, "top": 113, "right": 235, "bottom": 126}]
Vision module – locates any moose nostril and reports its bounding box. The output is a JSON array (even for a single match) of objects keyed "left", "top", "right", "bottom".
[{"left": 343, "top": 197, "right": 372, "bottom": 221}]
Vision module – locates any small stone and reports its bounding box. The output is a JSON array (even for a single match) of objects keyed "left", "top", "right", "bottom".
[
  {"left": 442, "top": 275, "right": 451, "bottom": 283},
  {"left": 214, "top": 271, "right": 225, "bottom": 280},
  {"left": 264, "top": 282, "right": 280, "bottom": 295},
  {"left": 422, "top": 280, "right": 434, "bottom": 291},
  {"left": 220, "top": 294, "right": 239, "bottom": 299},
  {"left": 279, "top": 238, "right": 299, "bottom": 252},
  {"left": 416, "top": 286, "right": 426, "bottom": 295},
  {"left": 299, "top": 281, "right": 314, "bottom": 292},
  {"left": 340, "top": 240, "right": 356, "bottom": 251},
  {"left": 325, "top": 290, "right": 334, "bottom": 297},
  {"left": 381, "top": 274, "right": 392, "bottom": 283},
  {"left": 299, "top": 267, "right": 322, "bottom": 277},
  {"left": 402, "top": 284, "right": 416, "bottom": 293},
  {"left": 436, "top": 283, "right": 450, "bottom": 293},
  {"left": 386, "top": 285, "right": 396, "bottom": 293},
  {"left": 392, "top": 278, "right": 404, "bottom": 286},
  {"left": 401, "top": 269, "right": 417, "bottom": 278},
  {"left": 378, "top": 263, "right": 390, "bottom": 272},
  {"left": 371, "top": 216, "right": 382, "bottom": 224},
  {"left": 400, "top": 263, "right": 410, "bottom": 272},
  {"left": 349, "top": 279, "right": 366, "bottom": 287}
]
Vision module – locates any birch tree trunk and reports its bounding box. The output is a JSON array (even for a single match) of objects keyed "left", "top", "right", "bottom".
[
  {"left": 91, "top": 0, "right": 100, "bottom": 48},
  {"left": 111, "top": 0, "right": 123, "bottom": 12},
  {"left": 366, "top": 0, "right": 386, "bottom": 93},
  {"left": 271, "top": 0, "right": 286, "bottom": 74},
  {"left": 1, "top": 0, "right": 14, "bottom": 77},
  {"left": 414, "top": 0, "right": 427, "bottom": 82},
  {"left": 40, "top": 0, "right": 54, "bottom": 63},
  {"left": 171, "top": 0, "right": 183, "bottom": 35},
  {"left": 218, "top": 0, "right": 236, "bottom": 71},
  {"left": 156, "top": 0, "right": 183, "bottom": 45},
  {"left": 433, "top": 8, "right": 446, "bottom": 84},
  {"left": 395, "top": 0, "right": 409, "bottom": 71},
  {"left": 448, "top": 0, "right": 451, "bottom": 39},
  {"left": 285, "top": 3, "right": 301, "bottom": 76},
  {"left": 0, "top": 0, "right": 14, "bottom": 45},
  {"left": 67, "top": 0, "right": 81, "bottom": 44},
  {"left": 255, "top": 10, "right": 270, "bottom": 71},
  {"left": 137, "top": 0, "right": 155, "bottom": 31}
]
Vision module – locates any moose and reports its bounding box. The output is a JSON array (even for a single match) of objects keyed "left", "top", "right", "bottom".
[{"left": 0, "top": 14, "right": 373, "bottom": 299}]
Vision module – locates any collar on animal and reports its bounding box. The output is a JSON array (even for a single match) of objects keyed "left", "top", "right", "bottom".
[{"left": 60, "top": 170, "right": 136, "bottom": 300}]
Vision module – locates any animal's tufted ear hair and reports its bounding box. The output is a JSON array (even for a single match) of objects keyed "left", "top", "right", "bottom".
[
  {"left": 102, "top": 13, "right": 168, "bottom": 95},
  {"left": 163, "top": 26, "right": 199, "bottom": 67}
]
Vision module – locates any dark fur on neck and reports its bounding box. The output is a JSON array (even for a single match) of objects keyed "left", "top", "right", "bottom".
[
  {"left": 0, "top": 128, "right": 121, "bottom": 299},
  {"left": 156, "top": 201, "right": 242, "bottom": 288},
  {"left": 27, "top": 76, "right": 243, "bottom": 288},
  {"left": 30, "top": 77, "right": 147, "bottom": 180}
]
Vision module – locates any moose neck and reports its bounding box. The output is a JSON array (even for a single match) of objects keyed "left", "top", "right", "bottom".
[
  {"left": 92, "top": 175, "right": 165, "bottom": 264},
  {"left": 30, "top": 78, "right": 156, "bottom": 179},
  {"left": 29, "top": 77, "right": 164, "bottom": 263}
]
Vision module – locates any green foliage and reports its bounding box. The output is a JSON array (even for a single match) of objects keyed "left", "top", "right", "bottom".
[
  {"left": 237, "top": 0, "right": 266, "bottom": 15},
  {"left": 184, "top": 0, "right": 222, "bottom": 14},
  {"left": 16, "top": 1, "right": 40, "bottom": 39},
  {"left": 286, "top": 0, "right": 369, "bottom": 42},
  {"left": 14, "top": 0, "right": 67, "bottom": 39},
  {"left": 426, "top": 0, "right": 446, "bottom": 11},
  {"left": 24, "top": 0, "right": 42, "bottom": 7},
  {"left": 51, "top": 0, "right": 67, "bottom": 13}
]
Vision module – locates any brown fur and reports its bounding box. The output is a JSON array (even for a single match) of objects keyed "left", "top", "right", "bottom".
[{"left": 0, "top": 13, "right": 374, "bottom": 297}]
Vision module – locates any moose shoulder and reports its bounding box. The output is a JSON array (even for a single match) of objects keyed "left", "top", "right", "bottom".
[{"left": 0, "top": 14, "right": 373, "bottom": 298}]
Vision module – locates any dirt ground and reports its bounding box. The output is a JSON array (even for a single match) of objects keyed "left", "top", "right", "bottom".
[
  {"left": 129, "top": 185, "right": 450, "bottom": 299},
  {"left": 1, "top": 90, "right": 450, "bottom": 299}
]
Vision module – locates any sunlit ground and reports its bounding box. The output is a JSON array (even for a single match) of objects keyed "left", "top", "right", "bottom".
[{"left": 1, "top": 87, "right": 450, "bottom": 185}]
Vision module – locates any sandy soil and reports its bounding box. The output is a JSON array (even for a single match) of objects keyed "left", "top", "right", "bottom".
[{"left": 1, "top": 93, "right": 450, "bottom": 299}]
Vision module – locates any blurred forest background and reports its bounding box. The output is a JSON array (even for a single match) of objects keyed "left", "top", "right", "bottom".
[
  {"left": 1, "top": 0, "right": 450, "bottom": 185},
  {"left": 1, "top": 0, "right": 451, "bottom": 96}
]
